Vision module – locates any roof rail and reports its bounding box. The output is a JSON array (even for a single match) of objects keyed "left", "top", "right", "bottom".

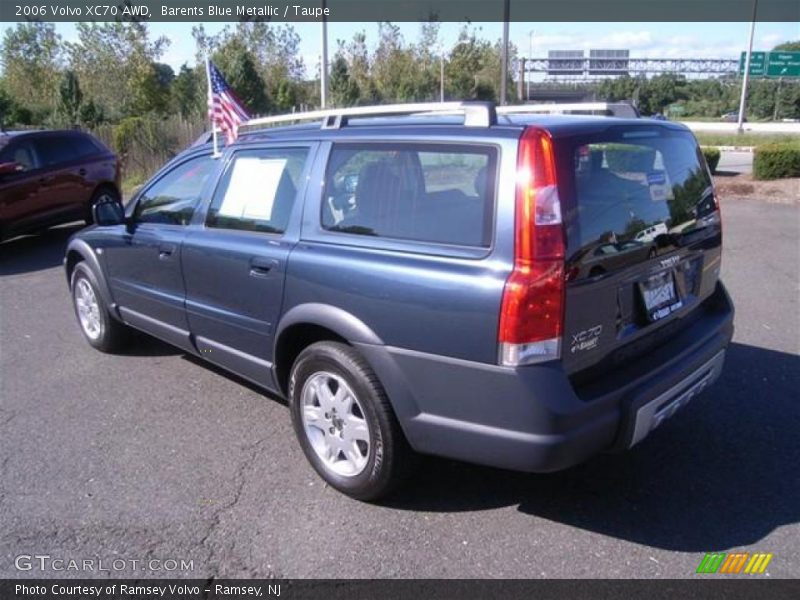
[
  {"left": 241, "top": 101, "right": 497, "bottom": 132},
  {"left": 497, "top": 102, "right": 640, "bottom": 119}
]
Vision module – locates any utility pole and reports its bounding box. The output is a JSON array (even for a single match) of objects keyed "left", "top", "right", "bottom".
[
  {"left": 737, "top": 0, "right": 758, "bottom": 134},
  {"left": 500, "top": 0, "right": 510, "bottom": 105},
  {"left": 320, "top": 0, "right": 328, "bottom": 108}
]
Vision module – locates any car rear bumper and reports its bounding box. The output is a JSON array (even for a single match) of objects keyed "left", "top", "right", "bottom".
[{"left": 355, "top": 281, "right": 734, "bottom": 473}]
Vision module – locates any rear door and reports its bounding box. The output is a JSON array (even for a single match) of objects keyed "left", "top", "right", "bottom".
[
  {"left": 68, "top": 133, "right": 117, "bottom": 204},
  {"left": 556, "top": 124, "right": 722, "bottom": 376},
  {"left": 181, "top": 144, "right": 315, "bottom": 388},
  {"left": 32, "top": 134, "right": 90, "bottom": 220}
]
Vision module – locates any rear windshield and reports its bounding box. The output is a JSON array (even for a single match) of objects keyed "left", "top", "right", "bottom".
[{"left": 558, "top": 127, "right": 713, "bottom": 257}]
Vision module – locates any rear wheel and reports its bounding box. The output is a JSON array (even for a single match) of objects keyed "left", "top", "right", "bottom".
[
  {"left": 289, "top": 341, "right": 415, "bottom": 501},
  {"left": 70, "top": 262, "right": 128, "bottom": 352}
]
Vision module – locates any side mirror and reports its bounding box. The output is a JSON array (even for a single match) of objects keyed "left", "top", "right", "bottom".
[
  {"left": 0, "top": 161, "right": 23, "bottom": 177},
  {"left": 92, "top": 200, "right": 126, "bottom": 226}
]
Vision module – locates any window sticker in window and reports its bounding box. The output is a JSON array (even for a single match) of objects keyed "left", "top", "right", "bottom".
[{"left": 218, "top": 157, "right": 288, "bottom": 221}]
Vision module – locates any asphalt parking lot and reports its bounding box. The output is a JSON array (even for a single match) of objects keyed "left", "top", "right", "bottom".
[{"left": 1, "top": 196, "right": 798, "bottom": 579}]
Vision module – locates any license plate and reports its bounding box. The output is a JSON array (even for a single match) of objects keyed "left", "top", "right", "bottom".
[{"left": 639, "top": 271, "right": 681, "bottom": 321}]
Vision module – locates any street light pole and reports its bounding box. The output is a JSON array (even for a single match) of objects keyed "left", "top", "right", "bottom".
[
  {"left": 737, "top": 0, "right": 758, "bottom": 134},
  {"left": 320, "top": 0, "right": 328, "bottom": 108},
  {"left": 500, "top": 0, "right": 510, "bottom": 105}
]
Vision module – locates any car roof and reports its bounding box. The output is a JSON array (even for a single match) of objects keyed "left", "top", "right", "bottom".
[{"left": 0, "top": 129, "right": 95, "bottom": 142}]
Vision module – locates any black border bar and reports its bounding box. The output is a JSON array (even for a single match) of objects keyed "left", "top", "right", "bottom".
[
  {"left": 1, "top": 0, "right": 798, "bottom": 22},
  {"left": 3, "top": 579, "right": 800, "bottom": 600}
]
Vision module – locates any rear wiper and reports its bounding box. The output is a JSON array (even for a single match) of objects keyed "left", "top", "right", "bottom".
[{"left": 328, "top": 224, "right": 377, "bottom": 236}]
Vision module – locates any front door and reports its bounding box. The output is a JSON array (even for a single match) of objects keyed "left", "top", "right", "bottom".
[
  {"left": 0, "top": 138, "right": 46, "bottom": 237},
  {"left": 181, "top": 145, "right": 314, "bottom": 388},
  {"left": 104, "top": 153, "right": 219, "bottom": 350}
]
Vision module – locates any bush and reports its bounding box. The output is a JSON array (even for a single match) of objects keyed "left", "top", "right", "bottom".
[
  {"left": 701, "top": 147, "right": 721, "bottom": 174},
  {"left": 753, "top": 143, "right": 800, "bottom": 180},
  {"left": 101, "top": 115, "right": 205, "bottom": 184}
]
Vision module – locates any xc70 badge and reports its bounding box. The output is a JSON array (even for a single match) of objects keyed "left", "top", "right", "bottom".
[{"left": 570, "top": 325, "right": 603, "bottom": 353}]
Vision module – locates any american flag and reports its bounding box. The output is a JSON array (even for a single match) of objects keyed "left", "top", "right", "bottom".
[{"left": 207, "top": 60, "right": 250, "bottom": 145}]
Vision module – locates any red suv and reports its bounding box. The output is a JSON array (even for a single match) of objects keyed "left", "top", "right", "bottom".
[{"left": 0, "top": 130, "right": 120, "bottom": 242}]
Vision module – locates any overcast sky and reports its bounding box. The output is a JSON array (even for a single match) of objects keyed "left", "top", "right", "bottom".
[{"left": 5, "top": 21, "right": 798, "bottom": 75}]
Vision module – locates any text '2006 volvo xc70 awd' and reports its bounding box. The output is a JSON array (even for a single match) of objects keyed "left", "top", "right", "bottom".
[{"left": 65, "top": 102, "right": 733, "bottom": 500}]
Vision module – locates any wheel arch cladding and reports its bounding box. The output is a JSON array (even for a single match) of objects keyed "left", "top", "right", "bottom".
[
  {"left": 273, "top": 304, "right": 385, "bottom": 397},
  {"left": 64, "top": 240, "right": 115, "bottom": 310}
]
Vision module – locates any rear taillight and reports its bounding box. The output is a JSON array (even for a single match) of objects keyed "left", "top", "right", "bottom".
[{"left": 498, "top": 127, "right": 566, "bottom": 367}]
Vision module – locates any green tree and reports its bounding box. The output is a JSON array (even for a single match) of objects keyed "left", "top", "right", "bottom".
[
  {"left": 329, "top": 55, "right": 360, "bottom": 106},
  {"left": 597, "top": 74, "right": 642, "bottom": 103},
  {"left": 0, "top": 23, "right": 63, "bottom": 119},
  {"left": 773, "top": 41, "right": 800, "bottom": 51},
  {"left": 171, "top": 64, "right": 203, "bottom": 119},
  {"left": 58, "top": 70, "right": 83, "bottom": 126},
  {"left": 639, "top": 74, "right": 688, "bottom": 115},
  {"left": 0, "top": 83, "right": 14, "bottom": 129},
  {"left": 447, "top": 27, "right": 500, "bottom": 101},
  {"left": 274, "top": 79, "right": 299, "bottom": 112},
  {"left": 67, "top": 23, "right": 169, "bottom": 119},
  {"left": 338, "top": 32, "right": 380, "bottom": 104},
  {"left": 215, "top": 42, "right": 269, "bottom": 115},
  {"left": 79, "top": 99, "right": 105, "bottom": 127},
  {"left": 193, "top": 22, "right": 304, "bottom": 110}
]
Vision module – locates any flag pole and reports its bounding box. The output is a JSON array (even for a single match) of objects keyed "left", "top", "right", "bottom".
[{"left": 205, "top": 54, "right": 220, "bottom": 158}]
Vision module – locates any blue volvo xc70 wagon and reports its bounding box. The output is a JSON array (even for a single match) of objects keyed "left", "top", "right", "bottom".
[{"left": 65, "top": 102, "right": 733, "bottom": 500}]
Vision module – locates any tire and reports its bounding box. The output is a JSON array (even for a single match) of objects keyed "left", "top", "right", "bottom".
[
  {"left": 70, "top": 262, "right": 128, "bottom": 352},
  {"left": 85, "top": 186, "right": 122, "bottom": 225},
  {"left": 289, "top": 341, "right": 415, "bottom": 501}
]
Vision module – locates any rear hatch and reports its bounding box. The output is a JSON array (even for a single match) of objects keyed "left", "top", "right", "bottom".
[{"left": 552, "top": 123, "right": 722, "bottom": 380}]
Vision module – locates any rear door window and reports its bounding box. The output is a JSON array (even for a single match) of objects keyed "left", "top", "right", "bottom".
[
  {"left": 207, "top": 147, "right": 309, "bottom": 234},
  {"left": 322, "top": 143, "right": 497, "bottom": 247},
  {"left": 561, "top": 128, "right": 713, "bottom": 258},
  {"left": 35, "top": 136, "right": 78, "bottom": 168}
]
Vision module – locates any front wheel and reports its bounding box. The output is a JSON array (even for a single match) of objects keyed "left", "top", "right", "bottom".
[
  {"left": 70, "top": 263, "right": 128, "bottom": 352},
  {"left": 289, "top": 341, "right": 415, "bottom": 501}
]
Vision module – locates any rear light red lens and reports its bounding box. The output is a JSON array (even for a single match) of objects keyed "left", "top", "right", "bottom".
[{"left": 498, "top": 127, "right": 566, "bottom": 364}]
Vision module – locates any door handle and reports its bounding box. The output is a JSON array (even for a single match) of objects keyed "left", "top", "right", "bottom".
[
  {"left": 249, "top": 257, "right": 279, "bottom": 277},
  {"left": 158, "top": 243, "right": 176, "bottom": 259}
]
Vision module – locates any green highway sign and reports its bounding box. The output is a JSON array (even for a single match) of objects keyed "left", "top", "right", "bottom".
[
  {"left": 740, "top": 51, "right": 800, "bottom": 78},
  {"left": 766, "top": 52, "right": 800, "bottom": 78},
  {"left": 740, "top": 51, "right": 767, "bottom": 75}
]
